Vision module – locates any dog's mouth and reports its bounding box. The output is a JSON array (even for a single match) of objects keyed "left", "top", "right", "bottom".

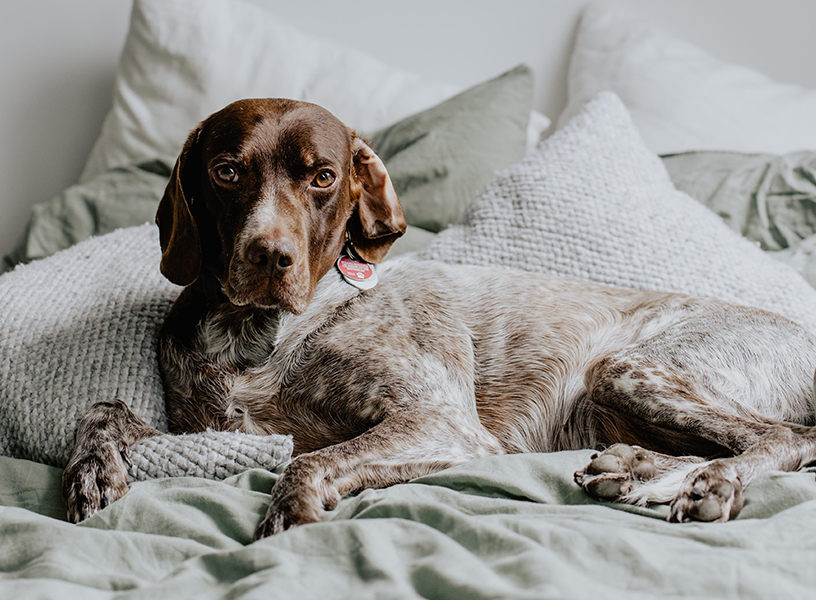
[{"left": 225, "top": 265, "right": 311, "bottom": 314}]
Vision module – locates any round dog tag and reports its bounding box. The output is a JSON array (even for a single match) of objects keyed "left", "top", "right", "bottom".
[{"left": 337, "top": 255, "right": 378, "bottom": 290}]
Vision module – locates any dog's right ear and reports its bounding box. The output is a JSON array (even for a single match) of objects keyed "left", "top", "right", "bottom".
[{"left": 156, "top": 126, "right": 203, "bottom": 287}]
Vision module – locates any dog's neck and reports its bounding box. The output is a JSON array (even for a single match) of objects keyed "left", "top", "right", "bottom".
[{"left": 195, "top": 269, "right": 229, "bottom": 311}]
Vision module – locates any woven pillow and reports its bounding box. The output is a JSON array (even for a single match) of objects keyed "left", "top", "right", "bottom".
[
  {"left": 0, "top": 224, "right": 293, "bottom": 477},
  {"left": 420, "top": 92, "right": 816, "bottom": 335}
]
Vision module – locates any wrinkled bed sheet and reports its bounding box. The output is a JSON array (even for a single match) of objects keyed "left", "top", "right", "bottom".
[{"left": 2, "top": 451, "right": 816, "bottom": 599}]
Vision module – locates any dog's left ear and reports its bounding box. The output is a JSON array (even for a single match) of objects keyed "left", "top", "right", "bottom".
[{"left": 347, "top": 138, "right": 407, "bottom": 263}]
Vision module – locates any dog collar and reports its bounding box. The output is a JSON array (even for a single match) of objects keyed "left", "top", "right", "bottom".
[{"left": 336, "top": 244, "right": 378, "bottom": 290}]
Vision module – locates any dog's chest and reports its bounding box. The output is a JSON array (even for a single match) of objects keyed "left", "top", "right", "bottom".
[{"left": 194, "top": 284, "right": 390, "bottom": 448}]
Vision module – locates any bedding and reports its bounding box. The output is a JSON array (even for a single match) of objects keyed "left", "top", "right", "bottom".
[
  {"left": 79, "top": 0, "right": 550, "bottom": 182},
  {"left": 662, "top": 151, "right": 816, "bottom": 251},
  {"left": 559, "top": 3, "right": 816, "bottom": 155},
  {"left": 369, "top": 65, "right": 532, "bottom": 233},
  {"left": 6, "top": 0, "right": 816, "bottom": 586},
  {"left": 3, "top": 453, "right": 816, "bottom": 598},
  {"left": 4, "top": 92, "right": 816, "bottom": 597}
]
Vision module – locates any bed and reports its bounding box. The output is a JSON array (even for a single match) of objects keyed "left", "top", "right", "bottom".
[{"left": 2, "top": 1, "right": 816, "bottom": 597}]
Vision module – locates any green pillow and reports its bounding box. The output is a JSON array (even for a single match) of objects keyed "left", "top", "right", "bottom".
[
  {"left": 3, "top": 159, "right": 171, "bottom": 272},
  {"left": 369, "top": 64, "right": 533, "bottom": 233},
  {"left": 661, "top": 150, "right": 816, "bottom": 251},
  {"left": 662, "top": 150, "right": 816, "bottom": 290},
  {"left": 4, "top": 66, "right": 533, "bottom": 270}
]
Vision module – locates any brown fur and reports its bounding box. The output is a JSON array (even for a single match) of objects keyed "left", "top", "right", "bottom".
[{"left": 64, "top": 99, "right": 816, "bottom": 538}]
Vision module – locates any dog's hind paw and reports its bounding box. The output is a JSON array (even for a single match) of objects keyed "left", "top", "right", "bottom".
[
  {"left": 574, "top": 444, "right": 658, "bottom": 501},
  {"left": 669, "top": 461, "right": 743, "bottom": 523}
]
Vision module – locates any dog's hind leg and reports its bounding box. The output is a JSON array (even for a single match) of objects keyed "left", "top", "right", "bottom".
[{"left": 575, "top": 308, "right": 816, "bottom": 522}]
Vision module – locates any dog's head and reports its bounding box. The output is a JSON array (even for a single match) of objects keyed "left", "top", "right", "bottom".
[{"left": 156, "top": 98, "right": 406, "bottom": 313}]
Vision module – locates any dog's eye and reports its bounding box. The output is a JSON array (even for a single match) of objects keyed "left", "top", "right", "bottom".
[
  {"left": 312, "top": 170, "right": 336, "bottom": 188},
  {"left": 215, "top": 165, "right": 239, "bottom": 183}
]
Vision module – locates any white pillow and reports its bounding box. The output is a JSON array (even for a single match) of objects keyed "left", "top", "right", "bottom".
[
  {"left": 558, "top": 3, "right": 816, "bottom": 155},
  {"left": 81, "top": 0, "right": 549, "bottom": 181},
  {"left": 421, "top": 92, "right": 816, "bottom": 335}
]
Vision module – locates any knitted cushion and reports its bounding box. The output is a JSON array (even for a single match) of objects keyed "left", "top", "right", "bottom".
[
  {"left": 419, "top": 92, "right": 816, "bottom": 334},
  {"left": 0, "top": 224, "right": 293, "bottom": 477}
]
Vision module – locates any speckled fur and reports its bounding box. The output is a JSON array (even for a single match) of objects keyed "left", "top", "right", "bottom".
[{"left": 64, "top": 99, "right": 816, "bottom": 536}]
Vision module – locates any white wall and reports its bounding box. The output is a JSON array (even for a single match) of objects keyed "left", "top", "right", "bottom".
[
  {"left": 2, "top": 0, "right": 816, "bottom": 258},
  {"left": 0, "top": 0, "right": 131, "bottom": 258}
]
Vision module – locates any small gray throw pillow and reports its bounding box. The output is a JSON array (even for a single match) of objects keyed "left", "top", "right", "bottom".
[
  {"left": 419, "top": 92, "right": 816, "bottom": 334},
  {"left": 0, "top": 224, "right": 293, "bottom": 476}
]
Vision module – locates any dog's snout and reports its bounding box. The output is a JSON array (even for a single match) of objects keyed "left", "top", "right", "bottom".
[{"left": 246, "top": 237, "right": 296, "bottom": 276}]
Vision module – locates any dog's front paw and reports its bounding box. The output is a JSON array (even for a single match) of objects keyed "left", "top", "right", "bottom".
[
  {"left": 669, "top": 461, "right": 743, "bottom": 523},
  {"left": 254, "top": 461, "right": 341, "bottom": 539},
  {"left": 62, "top": 440, "right": 131, "bottom": 523},
  {"left": 254, "top": 488, "right": 326, "bottom": 539}
]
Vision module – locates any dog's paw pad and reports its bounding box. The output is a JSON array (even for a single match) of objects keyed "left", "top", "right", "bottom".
[
  {"left": 574, "top": 444, "right": 657, "bottom": 501},
  {"left": 669, "top": 463, "right": 743, "bottom": 523}
]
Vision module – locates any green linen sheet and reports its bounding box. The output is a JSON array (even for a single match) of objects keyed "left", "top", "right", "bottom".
[{"left": 2, "top": 451, "right": 815, "bottom": 599}]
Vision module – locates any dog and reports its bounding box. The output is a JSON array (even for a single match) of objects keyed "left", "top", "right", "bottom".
[{"left": 63, "top": 98, "right": 816, "bottom": 538}]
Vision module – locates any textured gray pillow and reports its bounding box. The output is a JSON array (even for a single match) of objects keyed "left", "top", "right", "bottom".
[
  {"left": 419, "top": 92, "right": 816, "bottom": 334},
  {"left": 0, "top": 224, "right": 292, "bottom": 476}
]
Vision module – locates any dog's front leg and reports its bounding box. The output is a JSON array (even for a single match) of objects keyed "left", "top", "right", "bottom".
[
  {"left": 255, "top": 411, "right": 502, "bottom": 538},
  {"left": 63, "top": 399, "right": 160, "bottom": 522}
]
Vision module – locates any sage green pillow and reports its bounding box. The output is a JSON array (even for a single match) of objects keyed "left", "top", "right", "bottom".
[
  {"left": 3, "top": 159, "right": 172, "bottom": 272},
  {"left": 661, "top": 150, "right": 816, "bottom": 289},
  {"left": 661, "top": 150, "right": 816, "bottom": 251},
  {"left": 369, "top": 64, "right": 533, "bottom": 233}
]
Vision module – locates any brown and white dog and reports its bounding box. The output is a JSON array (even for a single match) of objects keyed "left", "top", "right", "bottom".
[{"left": 63, "top": 98, "right": 816, "bottom": 538}]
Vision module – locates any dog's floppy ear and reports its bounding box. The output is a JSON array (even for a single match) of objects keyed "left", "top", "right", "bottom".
[
  {"left": 347, "top": 138, "right": 407, "bottom": 264},
  {"left": 156, "top": 126, "right": 203, "bottom": 286}
]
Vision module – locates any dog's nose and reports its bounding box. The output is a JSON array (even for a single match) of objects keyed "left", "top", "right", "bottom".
[{"left": 246, "top": 237, "right": 296, "bottom": 276}]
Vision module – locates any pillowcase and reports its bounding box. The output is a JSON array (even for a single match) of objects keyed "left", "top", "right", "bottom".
[
  {"left": 2, "top": 159, "right": 172, "bottom": 273},
  {"left": 0, "top": 224, "right": 292, "bottom": 475},
  {"left": 420, "top": 92, "right": 816, "bottom": 335},
  {"left": 558, "top": 3, "right": 816, "bottom": 155},
  {"left": 370, "top": 65, "right": 533, "bottom": 233},
  {"left": 81, "top": 0, "right": 549, "bottom": 181},
  {"left": 662, "top": 151, "right": 816, "bottom": 251},
  {"left": 662, "top": 150, "right": 816, "bottom": 289}
]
